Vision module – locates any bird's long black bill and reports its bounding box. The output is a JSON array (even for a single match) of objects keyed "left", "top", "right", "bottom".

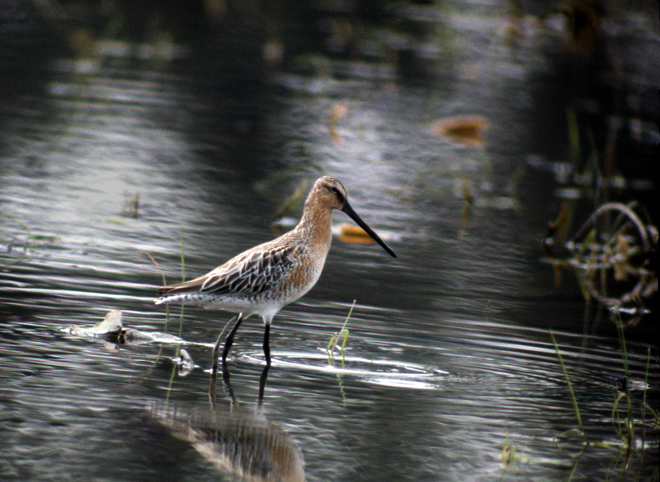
[{"left": 341, "top": 201, "right": 397, "bottom": 258}]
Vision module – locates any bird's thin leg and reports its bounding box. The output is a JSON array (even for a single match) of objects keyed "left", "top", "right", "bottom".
[
  {"left": 222, "top": 313, "right": 244, "bottom": 364},
  {"left": 258, "top": 363, "right": 270, "bottom": 406},
  {"left": 210, "top": 314, "right": 241, "bottom": 407},
  {"left": 209, "top": 331, "right": 224, "bottom": 408},
  {"left": 263, "top": 323, "right": 271, "bottom": 366}
]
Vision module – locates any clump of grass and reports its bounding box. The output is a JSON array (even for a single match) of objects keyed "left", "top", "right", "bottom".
[
  {"left": 500, "top": 432, "right": 529, "bottom": 474},
  {"left": 543, "top": 201, "right": 657, "bottom": 325},
  {"left": 326, "top": 300, "right": 356, "bottom": 368},
  {"left": 121, "top": 190, "right": 140, "bottom": 218},
  {"left": 550, "top": 331, "right": 592, "bottom": 482},
  {"left": 551, "top": 324, "right": 658, "bottom": 480},
  {"left": 1, "top": 215, "right": 36, "bottom": 268},
  {"left": 539, "top": 107, "right": 657, "bottom": 326},
  {"left": 608, "top": 317, "right": 658, "bottom": 474}
]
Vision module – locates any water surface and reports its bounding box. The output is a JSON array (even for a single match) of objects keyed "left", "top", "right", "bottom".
[{"left": 1, "top": 3, "right": 658, "bottom": 481}]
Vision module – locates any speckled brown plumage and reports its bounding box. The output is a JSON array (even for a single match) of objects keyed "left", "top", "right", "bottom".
[{"left": 155, "top": 176, "right": 396, "bottom": 365}]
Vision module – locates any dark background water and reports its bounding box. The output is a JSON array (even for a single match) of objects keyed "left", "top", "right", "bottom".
[{"left": 1, "top": 1, "right": 658, "bottom": 481}]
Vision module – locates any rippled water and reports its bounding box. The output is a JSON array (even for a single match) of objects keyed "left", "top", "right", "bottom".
[{"left": 1, "top": 3, "right": 658, "bottom": 482}]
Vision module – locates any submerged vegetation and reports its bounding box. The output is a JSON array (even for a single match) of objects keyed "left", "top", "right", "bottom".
[
  {"left": 537, "top": 68, "right": 658, "bottom": 479},
  {"left": 121, "top": 190, "right": 140, "bottom": 218},
  {"left": 0, "top": 215, "right": 36, "bottom": 268},
  {"left": 543, "top": 201, "right": 657, "bottom": 325},
  {"left": 551, "top": 323, "right": 658, "bottom": 481},
  {"left": 531, "top": 35, "right": 658, "bottom": 473},
  {"left": 500, "top": 432, "right": 529, "bottom": 474}
]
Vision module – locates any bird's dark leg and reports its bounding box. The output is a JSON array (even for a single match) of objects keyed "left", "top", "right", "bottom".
[
  {"left": 219, "top": 314, "right": 244, "bottom": 397},
  {"left": 209, "top": 331, "right": 224, "bottom": 408},
  {"left": 258, "top": 363, "right": 270, "bottom": 406},
  {"left": 263, "top": 323, "right": 271, "bottom": 366},
  {"left": 210, "top": 314, "right": 242, "bottom": 407},
  {"left": 222, "top": 313, "right": 244, "bottom": 364}
]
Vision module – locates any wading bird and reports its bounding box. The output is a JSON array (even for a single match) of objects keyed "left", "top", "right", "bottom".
[{"left": 155, "top": 176, "right": 396, "bottom": 366}]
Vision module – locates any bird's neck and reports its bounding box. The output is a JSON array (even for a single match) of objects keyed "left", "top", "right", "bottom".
[{"left": 296, "top": 197, "right": 333, "bottom": 253}]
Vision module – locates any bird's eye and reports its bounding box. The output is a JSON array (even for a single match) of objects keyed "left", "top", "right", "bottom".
[{"left": 328, "top": 186, "right": 339, "bottom": 194}]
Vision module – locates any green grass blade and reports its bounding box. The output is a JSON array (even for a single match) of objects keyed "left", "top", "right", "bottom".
[{"left": 551, "top": 331, "right": 582, "bottom": 430}]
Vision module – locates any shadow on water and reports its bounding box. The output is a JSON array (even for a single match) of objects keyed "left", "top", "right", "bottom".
[{"left": 1, "top": 1, "right": 658, "bottom": 481}]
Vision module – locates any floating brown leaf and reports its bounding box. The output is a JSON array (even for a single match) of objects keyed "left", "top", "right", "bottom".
[{"left": 429, "top": 115, "right": 488, "bottom": 146}]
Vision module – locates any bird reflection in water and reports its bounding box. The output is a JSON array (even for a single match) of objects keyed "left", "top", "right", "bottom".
[
  {"left": 149, "top": 400, "right": 305, "bottom": 482},
  {"left": 151, "top": 360, "right": 303, "bottom": 482}
]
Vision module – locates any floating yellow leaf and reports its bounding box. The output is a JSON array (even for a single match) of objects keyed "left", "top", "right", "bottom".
[
  {"left": 339, "top": 224, "right": 374, "bottom": 245},
  {"left": 429, "top": 115, "right": 488, "bottom": 146},
  {"left": 340, "top": 224, "right": 370, "bottom": 237}
]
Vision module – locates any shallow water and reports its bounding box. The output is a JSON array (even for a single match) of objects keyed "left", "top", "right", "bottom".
[{"left": 1, "top": 3, "right": 658, "bottom": 482}]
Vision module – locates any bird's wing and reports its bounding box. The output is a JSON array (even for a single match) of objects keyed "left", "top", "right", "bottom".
[{"left": 200, "top": 243, "right": 296, "bottom": 296}]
